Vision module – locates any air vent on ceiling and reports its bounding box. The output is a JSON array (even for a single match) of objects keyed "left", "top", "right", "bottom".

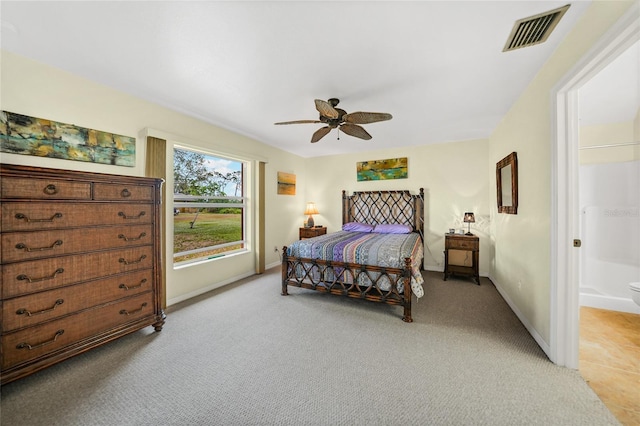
[{"left": 503, "top": 4, "right": 570, "bottom": 52}]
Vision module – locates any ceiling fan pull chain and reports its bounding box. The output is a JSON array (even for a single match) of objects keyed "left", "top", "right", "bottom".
[{"left": 337, "top": 128, "right": 340, "bottom": 140}]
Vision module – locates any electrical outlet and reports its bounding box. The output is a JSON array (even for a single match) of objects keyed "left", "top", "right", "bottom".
[{"left": 274, "top": 246, "right": 279, "bottom": 252}]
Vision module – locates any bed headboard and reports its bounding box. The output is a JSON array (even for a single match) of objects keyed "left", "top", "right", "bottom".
[{"left": 342, "top": 189, "right": 424, "bottom": 237}]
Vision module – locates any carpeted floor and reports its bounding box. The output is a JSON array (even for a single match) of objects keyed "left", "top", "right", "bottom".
[{"left": 0, "top": 268, "right": 619, "bottom": 425}]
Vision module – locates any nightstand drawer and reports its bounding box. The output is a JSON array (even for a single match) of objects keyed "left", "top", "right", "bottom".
[
  {"left": 299, "top": 227, "right": 327, "bottom": 239},
  {"left": 446, "top": 237, "right": 479, "bottom": 250}
]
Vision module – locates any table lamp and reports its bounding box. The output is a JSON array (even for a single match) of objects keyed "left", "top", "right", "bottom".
[
  {"left": 304, "top": 202, "right": 319, "bottom": 228},
  {"left": 463, "top": 212, "right": 475, "bottom": 235}
]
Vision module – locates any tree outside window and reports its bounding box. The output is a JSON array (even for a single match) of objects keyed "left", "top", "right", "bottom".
[{"left": 173, "top": 147, "right": 245, "bottom": 264}]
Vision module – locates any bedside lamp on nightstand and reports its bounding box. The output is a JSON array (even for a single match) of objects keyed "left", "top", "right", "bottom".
[
  {"left": 304, "top": 202, "right": 319, "bottom": 228},
  {"left": 464, "top": 212, "right": 475, "bottom": 235}
]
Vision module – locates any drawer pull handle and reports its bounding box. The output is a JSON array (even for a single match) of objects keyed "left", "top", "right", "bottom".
[
  {"left": 118, "top": 232, "right": 147, "bottom": 242},
  {"left": 119, "top": 255, "right": 147, "bottom": 265},
  {"left": 15, "top": 240, "right": 63, "bottom": 252},
  {"left": 118, "top": 211, "right": 146, "bottom": 220},
  {"left": 17, "top": 268, "right": 65, "bottom": 283},
  {"left": 16, "top": 299, "right": 64, "bottom": 316},
  {"left": 121, "top": 188, "right": 132, "bottom": 198},
  {"left": 43, "top": 184, "right": 58, "bottom": 195},
  {"left": 119, "top": 278, "right": 147, "bottom": 291},
  {"left": 120, "top": 302, "right": 148, "bottom": 316},
  {"left": 16, "top": 330, "right": 64, "bottom": 350},
  {"left": 15, "top": 212, "right": 63, "bottom": 223}
]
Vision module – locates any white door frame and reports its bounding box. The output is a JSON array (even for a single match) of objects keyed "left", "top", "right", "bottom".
[{"left": 550, "top": 3, "right": 640, "bottom": 368}]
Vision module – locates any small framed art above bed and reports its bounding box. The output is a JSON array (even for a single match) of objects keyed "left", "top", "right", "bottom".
[{"left": 281, "top": 189, "right": 424, "bottom": 322}]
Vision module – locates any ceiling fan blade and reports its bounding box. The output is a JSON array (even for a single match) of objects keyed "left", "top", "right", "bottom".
[
  {"left": 343, "top": 112, "right": 393, "bottom": 124},
  {"left": 340, "top": 123, "right": 372, "bottom": 140},
  {"left": 274, "top": 120, "right": 322, "bottom": 125},
  {"left": 314, "top": 99, "right": 339, "bottom": 119},
  {"left": 311, "top": 126, "right": 332, "bottom": 143}
]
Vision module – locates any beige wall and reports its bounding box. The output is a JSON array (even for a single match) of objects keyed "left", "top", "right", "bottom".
[
  {"left": 306, "top": 139, "right": 492, "bottom": 276},
  {"left": 580, "top": 120, "right": 638, "bottom": 164},
  {"left": 488, "top": 0, "right": 635, "bottom": 346},
  {"left": 0, "top": 50, "right": 303, "bottom": 304}
]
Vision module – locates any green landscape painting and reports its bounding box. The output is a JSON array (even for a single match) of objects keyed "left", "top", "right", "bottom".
[
  {"left": 0, "top": 110, "right": 135, "bottom": 167},
  {"left": 356, "top": 157, "right": 408, "bottom": 181}
]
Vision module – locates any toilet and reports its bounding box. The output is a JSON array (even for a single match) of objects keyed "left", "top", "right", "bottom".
[{"left": 631, "top": 282, "right": 640, "bottom": 306}]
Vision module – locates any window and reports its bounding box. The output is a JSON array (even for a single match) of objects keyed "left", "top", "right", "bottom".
[{"left": 173, "top": 146, "right": 246, "bottom": 265}]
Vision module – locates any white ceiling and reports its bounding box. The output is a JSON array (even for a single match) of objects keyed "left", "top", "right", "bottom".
[{"left": 1, "top": 1, "right": 612, "bottom": 158}]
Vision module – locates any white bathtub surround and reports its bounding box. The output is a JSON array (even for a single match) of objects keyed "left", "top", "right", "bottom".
[{"left": 579, "top": 161, "right": 640, "bottom": 314}]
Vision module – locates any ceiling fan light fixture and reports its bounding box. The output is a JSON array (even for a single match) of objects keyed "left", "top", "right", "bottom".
[{"left": 275, "top": 98, "right": 392, "bottom": 144}]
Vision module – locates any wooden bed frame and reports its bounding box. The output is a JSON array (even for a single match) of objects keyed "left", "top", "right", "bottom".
[{"left": 281, "top": 189, "right": 424, "bottom": 322}]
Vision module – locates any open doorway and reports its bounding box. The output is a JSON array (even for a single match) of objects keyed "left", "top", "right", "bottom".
[
  {"left": 552, "top": 7, "right": 639, "bottom": 422},
  {"left": 578, "top": 40, "right": 640, "bottom": 313},
  {"left": 576, "top": 38, "right": 640, "bottom": 424},
  {"left": 551, "top": 3, "right": 639, "bottom": 369}
]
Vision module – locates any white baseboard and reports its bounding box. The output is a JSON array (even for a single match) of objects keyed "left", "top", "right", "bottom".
[
  {"left": 266, "top": 260, "right": 281, "bottom": 270},
  {"left": 167, "top": 271, "right": 255, "bottom": 306},
  {"left": 488, "top": 274, "right": 551, "bottom": 359}
]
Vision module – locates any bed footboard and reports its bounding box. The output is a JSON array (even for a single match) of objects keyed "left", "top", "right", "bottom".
[{"left": 281, "top": 246, "right": 413, "bottom": 322}]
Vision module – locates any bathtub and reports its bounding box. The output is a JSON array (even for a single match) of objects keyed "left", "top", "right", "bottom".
[
  {"left": 579, "top": 161, "right": 640, "bottom": 314},
  {"left": 579, "top": 203, "right": 639, "bottom": 314},
  {"left": 580, "top": 256, "right": 640, "bottom": 314},
  {"left": 580, "top": 286, "right": 640, "bottom": 314}
]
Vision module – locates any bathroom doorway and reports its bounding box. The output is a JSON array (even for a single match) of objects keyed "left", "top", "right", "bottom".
[
  {"left": 551, "top": 5, "right": 639, "bottom": 422},
  {"left": 551, "top": 1, "right": 639, "bottom": 371},
  {"left": 575, "top": 38, "right": 640, "bottom": 424},
  {"left": 578, "top": 15, "right": 640, "bottom": 425},
  {"left": 577, "top": 40, "right": 640, "bottom": 315}
]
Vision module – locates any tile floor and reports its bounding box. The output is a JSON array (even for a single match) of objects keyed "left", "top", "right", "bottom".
[{"left": 579, "top": 307, "right": 640, "bottom": 425}]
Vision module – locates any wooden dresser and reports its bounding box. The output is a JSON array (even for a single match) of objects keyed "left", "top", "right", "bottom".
[{"left": 0, "top": 164, "right": 165, "bottom": 384}]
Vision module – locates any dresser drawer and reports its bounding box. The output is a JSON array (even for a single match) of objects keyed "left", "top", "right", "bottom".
[
  {"left": 2, "top": 292, "right": 154, "bottom": 370},
  {"left": 1, "top": 177, "right": 91, "bottom": 200},
  {"left": 2, "top": 224, "right": 154, "bottom": 262},
  {"left": 2, "top": 202, "right": 153, "bottom": 231},
  {"left": 2, "top": 270, "right": 153, "bottom": 331},
  {"left": 2, "top": 246, "right": 154, "bottom": 298},
  {"left": 93, "top": 183, "right": 154, "bottom": 201}
]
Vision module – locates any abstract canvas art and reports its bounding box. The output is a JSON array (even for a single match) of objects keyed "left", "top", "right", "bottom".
[
  {"left": 277, "top": 171, "right": 296, "bottom": 195},
  {"left": 0, "top": 111, "right": 136, "bottom": 167},
  {"left": 356, "top": 157, "right": 408, "bottom": 181}
]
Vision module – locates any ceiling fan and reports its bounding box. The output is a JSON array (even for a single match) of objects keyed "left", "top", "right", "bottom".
[{"left": 274, "top": 98, "right": 393, "bottom": 143}]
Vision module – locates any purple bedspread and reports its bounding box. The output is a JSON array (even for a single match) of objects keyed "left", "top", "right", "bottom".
[{"left": 286, "top": 231, "right": 424, "bottom": 297}]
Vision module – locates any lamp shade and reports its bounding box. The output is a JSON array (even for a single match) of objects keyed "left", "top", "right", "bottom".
[{"left": 304, "top": 202, "right": 319, "bottom": 215}]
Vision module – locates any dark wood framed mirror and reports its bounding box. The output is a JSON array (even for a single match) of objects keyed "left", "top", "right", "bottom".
[{"left": 496, "top": 152, "right": 518, "bottom": 214}]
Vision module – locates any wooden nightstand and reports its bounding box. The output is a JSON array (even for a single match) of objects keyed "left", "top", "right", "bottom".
[
  {"left": 299, "top": 226, "right": 327, "bottom": 240},
  {"left": 444, "top": 233, "right": 480, "bottom": 285}
]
